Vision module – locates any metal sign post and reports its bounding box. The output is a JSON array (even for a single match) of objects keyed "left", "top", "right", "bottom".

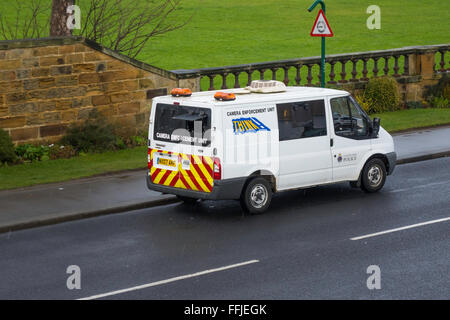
[{"left": 308, "top": 0, "right": 333, "bottom": 88}]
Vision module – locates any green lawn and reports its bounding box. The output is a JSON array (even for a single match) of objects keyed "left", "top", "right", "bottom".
[
  {"left": 0, "top": 146, "right": 147, "bottom": 190},
  {"left": 1, "top": 0, "right": 449, "bottom": 70},
  {"left": 373, "top": 108, "right": 450, "bottom": 133},
  {"left": 1, "top": 108, "right": 449, "bottom": 191}
]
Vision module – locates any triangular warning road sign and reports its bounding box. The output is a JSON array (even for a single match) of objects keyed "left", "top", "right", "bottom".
[{"left": 310, "top": 9, "right": 333, "bottom": 37}]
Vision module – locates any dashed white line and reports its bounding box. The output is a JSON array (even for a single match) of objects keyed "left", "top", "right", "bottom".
[
  {"left": 350, "top": 217, "right": 450, "bottom": 241},
  {"left": 77, "top": 259, "right": 259, "bottom": 300}
]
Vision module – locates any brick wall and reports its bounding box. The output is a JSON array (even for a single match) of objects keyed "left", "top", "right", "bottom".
[{"left": 0, "top": 37, "right": 190, "bottom": 143}]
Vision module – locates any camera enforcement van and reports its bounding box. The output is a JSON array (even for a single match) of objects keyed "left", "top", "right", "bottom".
[{"left": 147, "top": 80, "right": 396, "bottom": 213}]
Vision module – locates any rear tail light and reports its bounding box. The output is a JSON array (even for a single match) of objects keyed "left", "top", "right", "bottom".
[
  {"left": 148, "top": 148, "right": 152, "bottom": 169},
  {"left": 213, "top": 157, "right": 221, "bottom": 180}
]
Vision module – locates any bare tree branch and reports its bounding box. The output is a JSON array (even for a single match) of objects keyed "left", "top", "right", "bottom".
[{"left": 0, "top": 0, "right": 189, "bottom": 59}]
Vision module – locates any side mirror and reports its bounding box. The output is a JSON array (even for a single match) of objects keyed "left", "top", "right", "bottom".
[{"left": 372, "top": 117, "right": 381, "bottom": 137}]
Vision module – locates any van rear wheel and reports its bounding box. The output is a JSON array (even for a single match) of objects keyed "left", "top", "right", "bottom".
[
  {"left": 361, "top": 158, "right": 387, "bottom": 193},
  {"left": 240, "top": 177, "right": 272, "bottom": 214}
]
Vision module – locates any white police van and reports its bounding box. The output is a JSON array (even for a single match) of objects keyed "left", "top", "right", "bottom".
[{"left": 147, "top": 81, "right": 396, "bottom": 213}]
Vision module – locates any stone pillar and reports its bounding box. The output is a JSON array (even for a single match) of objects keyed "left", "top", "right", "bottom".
[
  {"left": 416, "top": 49, "right": 436, "bottom": 80},
  {"left": 178, "top": 77, "right": 201, "bottom": 92}
]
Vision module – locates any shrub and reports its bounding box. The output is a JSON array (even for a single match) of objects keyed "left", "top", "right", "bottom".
[
  {"left": 15, "top": 144, "right": 49, "bottom": 162},
  {"left": 48, "top": 144, "right": 78, "bottom": 160},
  {"left": 406, "top": 101, "right": 424, "bottom": 109},
  {"left": 364, "top": 76, "right": 401, "bottom": 113},
  {"left": 430, "top": 96, "right": 449, "bottom": 108},
  {"left": 60, "top": 110, "right": 118, "bottom": 153},
  {"left": 424, "top": 74, "right": 450, "bottom": 100},
  {"left": 355, "top": 93, "right": 373, "bottom": 114},
  {"left": 0, "top": 129, "right": 16, "bottom": 164},
  {"left": 424, "top": 74, "right": 450, "bottom": 108}
]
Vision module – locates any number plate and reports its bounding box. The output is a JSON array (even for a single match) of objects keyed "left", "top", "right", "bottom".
[
  {"left": 154, "top": 153, "right": 178, "bottom": 170},
  {"left": 157, "top": 158, "right": 176, "bottom": 167}
]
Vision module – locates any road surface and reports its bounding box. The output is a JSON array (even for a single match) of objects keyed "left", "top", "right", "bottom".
[{"left": 0, "top": 157, "right": 449, "bottom": 300}]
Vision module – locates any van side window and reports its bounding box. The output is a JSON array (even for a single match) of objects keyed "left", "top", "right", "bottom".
[
  {"left": 330, "top": 96, "right": 370, "bottom": 139},
  {"left": 277, "top": 100, "right": 327, "bottom": 141}
]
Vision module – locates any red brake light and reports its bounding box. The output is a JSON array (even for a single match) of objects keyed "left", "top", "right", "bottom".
[
  {"left": 148, "top": 148, "right": 152, "bottom": 169},
  {"left": 213, "top": 157, "right": 221, "bottom": 180}
]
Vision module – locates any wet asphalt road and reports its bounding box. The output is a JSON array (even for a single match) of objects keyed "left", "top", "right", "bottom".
[{"left": 0, "top": 157, "right": 449, "bottom": 300}]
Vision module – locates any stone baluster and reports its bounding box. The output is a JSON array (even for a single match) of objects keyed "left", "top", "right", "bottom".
[
  {"left": 362, "top": 58, "right": 369, "bottom": 81},
  {"left": 403, "top": 54, "right": 409, "bottom": 75},
  {"left": 339, "top": 60, "right": 347, "bottom": 83},
  {"left": 247, "top": 71, "right": 253, "bottom": 86},
  {"left": 350, "top": 59, "right": 358, "bottom": 82},
  {"left": 271, "top": 68, "right": 278, "bottom": 80},
  {"left": 295, "top": 65, "right": 302, "bottom": 86},
  {"left": 221, "top": 73, "right": 228, "bottom": 89},
  {"left": 259, "top": 68, "right": 266, "bottom": 80},
  {"left": 393, "top": 55, "right": 400, "bottom": 77},
  {"left": 439, "top": 50, "right": 446, "bottom": 72},
  {"left": 208, "top": 75, "right": 215, "bottom": 91},
  {"left": 283, "top": 67, "right": 290, "bottom": 85},
  {"left": 383, "top": 56, "right": 390, "bottom": 76},
  {"left": 373, "top": 57, "right": 379, "bottom": 77},
  {"left": 233, "top": 72, "right": 241, "bottom": 88},
  {"left": 328, "top": 61, "right": 337, "bottom": 84}
]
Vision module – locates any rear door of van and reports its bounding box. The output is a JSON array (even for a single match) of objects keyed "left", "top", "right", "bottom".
[{"left": 148, "top": 102, "right": 214, "bottom": 193}]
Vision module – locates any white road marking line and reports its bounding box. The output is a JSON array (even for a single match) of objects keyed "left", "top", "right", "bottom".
[
  {"left": 350, "top": 217, "right": 450, "bottom": 241},
  {"left": 388, "top": 180, "right": 450, "bottom": 193},
  {"left": 77, "top": 259, "right": 259, "bottom": 300}
]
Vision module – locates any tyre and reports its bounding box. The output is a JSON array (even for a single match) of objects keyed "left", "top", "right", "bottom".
[
  {"left": 361, "top": 158, "right": 387, "bottom": 193},
  {"left": 240, "top": 177, "right": 272, "bottom": 214},
  {"left": 176, "top": 195, "right": 197, "bottom": 205}
]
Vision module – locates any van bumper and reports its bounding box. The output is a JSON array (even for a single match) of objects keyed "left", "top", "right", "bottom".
[
  {"left": 146, "top": 173, "right": 246, "bottom": 200},
  {"left": 386, "top": 152, "right": 397, "bottom": 175}
]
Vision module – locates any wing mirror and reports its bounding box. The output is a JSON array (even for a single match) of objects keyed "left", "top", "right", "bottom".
[{"left": 372, "top": 117, "right": 381, "bottom": 137}]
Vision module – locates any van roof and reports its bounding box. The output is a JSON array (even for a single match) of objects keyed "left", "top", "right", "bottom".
[{"left": 153, "top": 86, "right": 348, "bottom": 106}]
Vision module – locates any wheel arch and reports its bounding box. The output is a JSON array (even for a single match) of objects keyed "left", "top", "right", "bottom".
[{"left": 244, "top": 170, "right": 277, "bottom": 193}]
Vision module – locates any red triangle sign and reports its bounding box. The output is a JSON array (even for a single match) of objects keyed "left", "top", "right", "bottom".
[{"left": 310, "top": 9, "right": 333, "bottom": 37}]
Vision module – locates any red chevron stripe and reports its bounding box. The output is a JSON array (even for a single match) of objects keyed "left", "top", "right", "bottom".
[
  {"left": 191, "top": 160, "right": 212, "bottom": 192},
  {"left": 179, "top": 173, "right": 191, "bottom": 190},
  {"left": 169, "top": 174, "right": 179, "bottom": 187},
  {"left": 159, "top": 170, "right": 172, "bottom": 185},
  {"left": 202, "top": 156, "right": 213, "bottom": 176},
  {"left": 184, "top": 169, "right": 203, "bottom": 191},
  {"left": 151, "top": 168, "right": 161, "bottom": 182}
]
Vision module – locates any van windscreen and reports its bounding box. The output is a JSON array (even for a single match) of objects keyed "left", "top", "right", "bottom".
[{"left": 153, "top": 103, "right": 211, "bottom": 147}]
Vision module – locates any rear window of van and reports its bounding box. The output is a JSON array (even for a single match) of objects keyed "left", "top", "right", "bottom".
[{"left": 153, "top": 103, "right": 211, "bottom": 147}]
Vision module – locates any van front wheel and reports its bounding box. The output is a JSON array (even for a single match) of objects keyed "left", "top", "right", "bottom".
[
  {"left": 240, "top": 177, "right": 272, "bottom": 214},
  {"left": 361, "top": 158, "right": 387, "bottom": 193}
]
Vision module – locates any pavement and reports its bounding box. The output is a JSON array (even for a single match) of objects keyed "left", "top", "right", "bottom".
[
  {"left": 0, "top": 125, "right": 449, "bottom": 234},
  {"left": 0, "top": 157, "right": 449, "bottom": 299}
]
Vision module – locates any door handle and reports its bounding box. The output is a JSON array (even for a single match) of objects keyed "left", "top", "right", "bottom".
[
  {"left": 156, "top": 143, "right": 166, "bottom": 148},
  {"left": 330, "top": 138, "right": 334, "bottom": 147}
]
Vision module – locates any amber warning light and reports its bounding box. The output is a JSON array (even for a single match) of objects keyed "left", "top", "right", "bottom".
[
  {"left": 171, "top": 88, "right": 192, "bottom": 97},
  {"left": 214, "top": 92, "right": 236, "bottom": 101}
]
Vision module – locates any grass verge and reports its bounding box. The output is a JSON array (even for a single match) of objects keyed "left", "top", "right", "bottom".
[
  {"left": 373, "top": 108, "right": 450, "bottom": 133},
  {"left": 0, "top": 146, "right": 147, "bottom": 190},
  {"left": 0, "top": 108, "right": 449, "bottom": 190}
]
